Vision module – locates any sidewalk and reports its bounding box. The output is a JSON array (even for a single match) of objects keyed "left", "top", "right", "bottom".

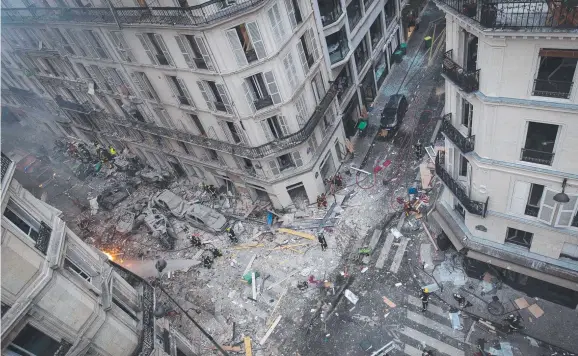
[{"left": 349, "top": 1, "right": 445, "bottom": 170}]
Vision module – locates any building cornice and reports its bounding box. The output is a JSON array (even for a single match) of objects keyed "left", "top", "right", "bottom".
[{"left": 474, "top": 91, "right": 578, "bottom": 112}]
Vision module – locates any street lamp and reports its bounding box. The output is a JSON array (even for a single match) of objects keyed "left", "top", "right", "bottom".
[
  {"left": 154, "top": 259, "right": 229, "bottom": 356},
  {"left": 553, "top": 178, "right": 570, "bottom": 203}
]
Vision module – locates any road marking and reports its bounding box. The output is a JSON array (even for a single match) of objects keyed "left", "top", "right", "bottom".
[
  {"left": 406, "top": 310, "right": 465, "bottom": 340},
  {"left": 375, "top": 233, "right": 395, "bottom": 269},
  {"left": 368, "top": 229, "right": 383, "bottom": 251},
  {"left": 404, "top": 343, "right": 423, "bottom": 356},
  {"left": 389, "top": 237, "right": 409, "bottom": 273},
  {"left": 401, "top": 326, "right": 465, "bottom": 356},
  {"left": 407, "top": 295, "right": 446, "bottom": 318}
]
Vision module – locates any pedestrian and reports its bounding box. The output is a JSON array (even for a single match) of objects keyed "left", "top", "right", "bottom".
[
  {"left": 317, "top": 193, "right": 328, "bottom": 208},
  {"left": 421, "top": 288, "right": 430, "bottom": 312},
  {"left": 318, "top": 232, "right": 328, "bottom": 251}
]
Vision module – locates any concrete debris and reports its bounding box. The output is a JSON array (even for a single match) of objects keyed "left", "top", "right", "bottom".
[
  {"left": 344, "top": 289, "right": 359, "bottom": 305},
  {"left": 116, "top": 211, "right": 135, "bottom": 234}
]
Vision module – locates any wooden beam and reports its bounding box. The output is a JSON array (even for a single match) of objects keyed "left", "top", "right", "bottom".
[
  {"left": 259, "top": 315, "right": 281, "bottom": 345},
  {"left": 277, "top": 228, "right": 316, "bottom": 241},
  {"left": 244, "top": 337, "right": 252, "bottom": 356}
]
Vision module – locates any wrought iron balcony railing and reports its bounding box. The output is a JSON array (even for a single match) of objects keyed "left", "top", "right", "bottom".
[
  {"left": 435, "top": 153, "right": 488, "bottom": 217},
  {"left": 532, "top": 79, "right": 574, "bottom": 99},
  {"left": 38, "top": 75, "right": 89, "bottom": 93},
  {"left": 2, "top": 0, "right": 266, "bottom": 26},
  {"left": 440, "top": 113, "right": 475, "bottom": 153},
  {"left": 434, "top": 0, "right": 578, "bottom": 30},
  {"left": 442, "top": 50, "right": 480, "bottom": 93},
  {"left": 254, "top": 96, "right": 274, "bottom": 111},
  {"left": 520, "top": 148, "right": 554, "bottom": 165},
  {"left": 1, "top": 153, "right": 12, "bottom": 181},
  {"left": 96, "top": 81, "right": 340, "bottom": 160},
  {"left": 55, "top": 96, "right": 91, "bottom": 113},
  {"left": 35, "top": 221, "right": 52, "bottom": 255}
]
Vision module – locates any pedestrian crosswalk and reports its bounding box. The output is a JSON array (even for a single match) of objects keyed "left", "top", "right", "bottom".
[
  {"left": 397, "top": 295, "right": 467, "bottom": 356},
  {"left": 374, "top": 214, "right": 409, "bottom": 271}
]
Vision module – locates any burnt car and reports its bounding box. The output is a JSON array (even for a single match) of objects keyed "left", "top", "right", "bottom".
[{"left": 97, "top": 181, "right": 137, "bottom": 210}]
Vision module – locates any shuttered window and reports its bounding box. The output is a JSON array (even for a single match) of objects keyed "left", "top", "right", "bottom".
[
  {"left": 246, "top": 22, "right": 267, "bottom": 60},
  {"left": 267, "top": 3, "right": 286, "bottom": 45},
  {"left": 264, "top": 71, "right": 281, "bottom": 104},
  {"left": 108, "top": 31, "right": 134, "bottom": 62},
  {"left": 196, "top": 81, "right": 216, "bottom": 111},
  {"left": 225, "top": 28, "right": 248, "bottom": 67},
  {"left": 283, "top": 52, "right": 299, "bottom": 90}
]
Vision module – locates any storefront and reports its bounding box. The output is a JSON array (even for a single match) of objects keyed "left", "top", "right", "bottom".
[
  {"left": 342, "top": 95, "right": 360, "bottom": 138},
  {"left": 374, "top": 51, "right": 389, "bottom": 89},
  {"left": 360, "top": 70, "right": 376, "bottom": 109}
]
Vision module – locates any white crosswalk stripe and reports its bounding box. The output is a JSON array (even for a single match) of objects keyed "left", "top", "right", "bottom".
[
  {"left": 389, "top": 237, "right": 409, "bottom": 273},
  {"left": 375, "top": 232, "right": 394, "bottom": 269},
  {"left": 400, "top": 295, "right": 466, "bottom": 356},
  {"left": 400, "top": 326, "right": 465, "bottom": 356}
]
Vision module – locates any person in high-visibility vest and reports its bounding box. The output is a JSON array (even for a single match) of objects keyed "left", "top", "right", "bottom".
[{"left": 108, "top": 146, "right": 117, "bottom": 156}]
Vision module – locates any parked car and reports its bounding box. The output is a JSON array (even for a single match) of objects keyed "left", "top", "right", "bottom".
[
  {"left": 152, "top": 189, "right": 228, "bottom": 233},
  {"left": 380, "top": 94, "right": 408, "bottom": 134}
]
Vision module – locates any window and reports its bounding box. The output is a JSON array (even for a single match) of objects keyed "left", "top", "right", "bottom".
[
  {"left": 174, "top": 34, "right": 213, "bottom": 70},
  {"left": 3, "top": 201, "right": 39, "bottom": 241},
  {"left": 221, "top": 121, "right": 247, "bottom": 144},
  {"left": 64, "top": 258, "right": 92, "bottom": 282},
  {"left": 113, "top": 296, "right": 138, "bottom": 321},
  {"left": 284, "top": 0, "right": 303, "bottom": 29},
  {"left": 225, "top": 22, "right": 266, "bottom": 66},
  {"left": 369, "top": 16, "right": 383, "bottom": 49},
  {"left": 261, "top": 115, "right": 289, "bottom": 140},
  {"left": 243, "top": 72, "right": 281, "bottom": 111},
  {"left": 283, "top": 51, "right": 299, "bottom": 90},
  {"left": 455, "top": 203, "right": 466, "bottom": 220},
  {"left": 196, "top": 81, "right": 232, "bottom": 113},
  {"left": 278, "top": 153, "right": 296, "bottom": 170},
  {"left": 533, "top": 49, "right": 577, "bottom": 99},
  {"left": 207, "top": 149, "right": 220, "bottom": 162},
  {"left": 505, "top": 227, "right": 533, "bottom": 248},
  {"left": 267, "top": 3, "right": 287, "bottom": 44},
  {"left": 318, "top": 0, "right": 342, "bottom": 26},
  {"left": 108, "top": 31, "right": 135, "bottom": 62},
  {"left": 131, "top": 72, "right": 159, "bottom": 101},
  {"left": 461, "top": 98, "right": 473, "bottom": 131},
  {"left": 354, "top": 38, "right": 369, "bottom": 73},
  {"left": 295, "top": 92, "right": 308, "bottom": 127},
  {"left": 311, "top": 72, "right": 325, "bottom": 104},
  {"left": 7, "top": 325, "right": 61, "bottom": 356},
  {"left": 384, "top": 0, "right": 396, "bottom": 24},
  {"left": 166, "top": 75, "right": 193, "bottom": 106},
  {"left": 347, "top": 0, "right": 362, "bottom": 30},
  {"left": 136, "top": 33, "right": 174, "bottom": 66},
  {"left": 188, "top": 114, "right": 206, "bottom": 136},
  {"left": 82, "top": 30, "right": 110, "bottom": 59},
  {"left": 521, "top": 122, "right": 558, "bottom": 166},
  {"left": 525, "top": 184, "right": 544, "bottom": 217},
  {"left": 153, "top": 107, "right": 174, "bottom": 129},
  {"left": 297, "top": 28, "right": 319, "bottom": 76}
]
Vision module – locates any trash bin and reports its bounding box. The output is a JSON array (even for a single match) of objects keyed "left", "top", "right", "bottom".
[
  {"left": 394, "top": 50, "right": 403, "bottom": 63},
  {"left": 424, "top": 36, "right": 432, "bottom": 48},
  {"left": 400, "top": 43, "right": 407, "bottom": 55}
]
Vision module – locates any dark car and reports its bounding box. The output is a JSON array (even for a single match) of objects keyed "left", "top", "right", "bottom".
[{"left": 380, "top": 94, "right": 408, "bottom": 133}]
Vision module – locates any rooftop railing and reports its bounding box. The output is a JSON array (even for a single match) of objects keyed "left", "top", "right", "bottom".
[
  {"left": 435, "top": 0, "right": 578, "bottom": 30},
  {"left": 2, "top": 0, "right": 266, "bottom": 26}
]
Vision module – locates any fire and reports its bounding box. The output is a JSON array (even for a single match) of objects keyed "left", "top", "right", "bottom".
[{"left": 102, "top": 251, "right": 115, "bottom": 261}]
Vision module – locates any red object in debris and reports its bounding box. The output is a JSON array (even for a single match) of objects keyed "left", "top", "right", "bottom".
[
  {"left": 382, "top": 160, "right": 392, "bottom": 168},
  {"left": 373, "top": 166, "right": 383, "bottom": 174}
]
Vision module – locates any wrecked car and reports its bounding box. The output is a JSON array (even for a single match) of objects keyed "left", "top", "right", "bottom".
[
  {"left": 97, "top": 181, "right": 136, "bottom": 210},
  {"left": 138, "top": 169, "right": 171, "bottom": 188},
  {"left": 143, "top": 208, "right": 175, "bottom": 249},
  {"left": 152, "top": 189, "right": 227, "bottom": 233}
]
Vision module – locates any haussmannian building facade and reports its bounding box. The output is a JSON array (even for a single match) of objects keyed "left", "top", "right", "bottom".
[
  {"left": 1, "top": 153, "right": 199, "bottom": 356},
  {"left": 0, "top": 0, "right": 403, "bottom": 209},
  {"left": 431, "top": 0, "right": 578, "bottom": 307}
]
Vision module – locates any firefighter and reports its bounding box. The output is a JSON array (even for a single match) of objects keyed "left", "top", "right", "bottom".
[
  {"left": 226, "top": 227, "right": 237, "bottom": 243},
  {"left": 421, "top": 288, "right": 431, "bottom": 312}
]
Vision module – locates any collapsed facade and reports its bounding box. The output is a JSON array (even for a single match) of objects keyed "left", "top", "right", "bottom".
[
  {"left": 0, "top": 0, "right": 403, "bottom": 209},
  {"left": 431, "top": 0, "right": 578, "bottom": 307},
  {"left": 1, "top": 153, "right": 196, "bottom": 355}
]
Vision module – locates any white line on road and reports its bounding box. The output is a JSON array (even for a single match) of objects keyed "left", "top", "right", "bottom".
[
  {"left": 368, "top": 229, "right": 383, "bottom": 251},
  {"left": 404, "top": 343, "right": 424, "bottom": 356},
  {"left": 406, "top": 310, "right": 465, "bottom": 340},
  {"left": 375, "top": 233, "right": 395, "bottom": 269},
  {"left": 401, "top": 326, "right": 465, "bottom": 356},
  {"left": 407, "top": 295, "right": 446, "bottom": 318},
  {"left": 389, "top": 237, "right": 409, "bottom": 273}
]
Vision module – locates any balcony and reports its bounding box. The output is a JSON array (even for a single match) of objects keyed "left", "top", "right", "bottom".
[
  {"left": 319, "top": 0, "right": 343, "bottom": 26},
  {"left": 37, "top": 75, "right": 88, "bottom": 93},
  {"left": 99, "top": 81, "right": 340, "bottom": 160},
  {"left": 435, "top": 153, "right": 488, "bottom": 217},
  {"left": 327, "top": 29, "right": 349, "bottom": 64},
  {"left": 440, "top": 114, "right": 475, "bottom": 153},
  {"left": 434, "top": 0, "right": 578, "bottom": 29},
  {"left": 532, "top": 79, "right": 573, "bottom": 99},
  {"left": 2, "top": 0, "right": 266, "bottom": 26},
  {"left": 55, "top": 96, "right": 91, "bottom": 113},
  {"left": 442, "top": 50, "right": 480, "bottom": 93},
  {"left": 254, "top": 96, "right": 274, "bottom": 111},
  {"left": 520, "top": 148, "right": 554, "bottom": 165}
]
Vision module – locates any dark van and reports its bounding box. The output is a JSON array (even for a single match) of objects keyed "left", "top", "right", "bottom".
[{"left": 380, "top": 94, "right": 408, "bottom": 133}]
